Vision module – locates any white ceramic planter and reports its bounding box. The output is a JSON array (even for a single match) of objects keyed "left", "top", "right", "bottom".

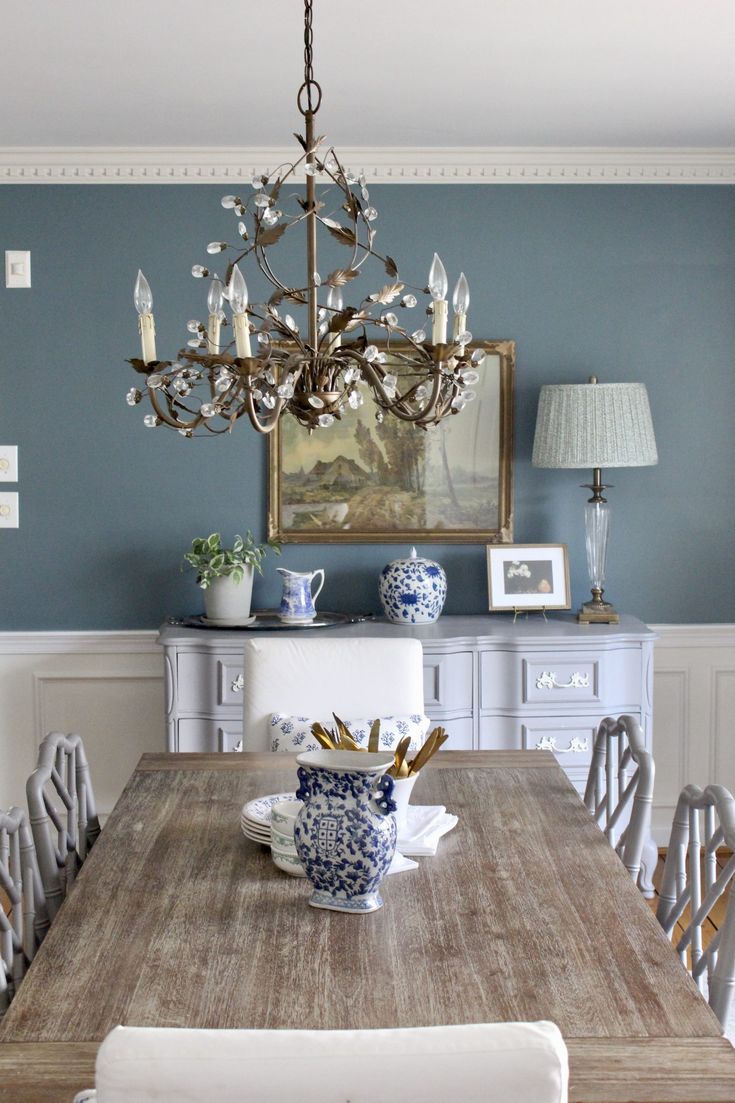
[{"left": 203, "top": 568, "right": 254, "bottom": 623}]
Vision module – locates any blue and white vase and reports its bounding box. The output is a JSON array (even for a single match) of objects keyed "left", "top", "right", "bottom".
[
  {"left": 378, "top": 546, "right": 447, "bottom": 624},
  {"left": 294, "top": 750, "right": 397, "bottom": 913}
]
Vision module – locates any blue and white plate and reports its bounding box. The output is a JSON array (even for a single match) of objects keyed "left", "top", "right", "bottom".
[{"left": 241, "top": 791, "right": 298, "bottom": 844}]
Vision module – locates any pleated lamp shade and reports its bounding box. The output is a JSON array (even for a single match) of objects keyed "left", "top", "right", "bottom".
[{"left": 532, "top": 382, "right": 658, "bottom": 469}]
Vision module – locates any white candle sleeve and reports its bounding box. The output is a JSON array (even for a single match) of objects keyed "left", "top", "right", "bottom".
[
  {"left": 207, "top": 313, "right": 222, "bottom": 354},
  {"left": 233, "top": 313, "right": 252, "bottom": 358},
  {"left": 139, "top": 313, "right": 156, "bottom": 364},
  {"left": 432, "top": 300, "right": 448, "bottom": 345}
]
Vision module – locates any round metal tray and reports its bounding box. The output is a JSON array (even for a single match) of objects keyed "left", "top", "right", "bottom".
[{"left": 171, "top": 611, "right": 371, "bottom": 631}]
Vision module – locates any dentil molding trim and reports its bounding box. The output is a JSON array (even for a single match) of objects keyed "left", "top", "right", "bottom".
[{"left": 1, "top": 147, "right": 735, "bottom": 184}]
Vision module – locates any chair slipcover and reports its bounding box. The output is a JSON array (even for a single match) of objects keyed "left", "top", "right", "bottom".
[
  {"left": 75, "top": 1021, "right": 569, "bottom": 1103},
  {"left": 241, "top": 636, "right": 425, "bottom": 751}
]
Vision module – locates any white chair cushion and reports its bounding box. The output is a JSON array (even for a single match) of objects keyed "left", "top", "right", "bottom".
[
  {"left": 87, "top": 1021, "right": 569, "bottom": 1103},
  {"left": 242, "top": 637, "right": 425, "bottom": 751},
  {"left": 270, "top": 712, "right": 430, "bottom": 753}
]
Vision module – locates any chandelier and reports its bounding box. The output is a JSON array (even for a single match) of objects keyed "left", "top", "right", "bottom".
[{"left": 128, "top": 0, "right": 485, "bottom": 435}]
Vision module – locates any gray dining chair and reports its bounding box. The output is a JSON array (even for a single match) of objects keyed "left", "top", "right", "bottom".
[
  {"left": 0, "top": 806, "right": 47, "bottom": 1013},
  {"left": 26, "top": 732, "right": 101, "bottom": 922},
  {"left": 656, "top": 783, "right": 735, "bottom": 1031},
  {"left": 583, "top": 714, "right": 655, "bottom": 891},
  {"left": 72, "top": 1020, "right": 569, "bottom": 1103}
]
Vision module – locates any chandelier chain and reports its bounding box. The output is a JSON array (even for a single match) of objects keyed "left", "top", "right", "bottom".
[{"left": 298, "top": 0, "right": 322, "bottom": 116}]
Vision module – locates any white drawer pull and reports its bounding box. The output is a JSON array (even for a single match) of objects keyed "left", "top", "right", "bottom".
[
  {"left": 535, "top": 671, "right": 590, "bottom": 690},
  {"left": 231, "top": 674, "right": 245, "bottom": 693},
  {"left": 535, "top": 735, "right": 589, "bottom": 754}
]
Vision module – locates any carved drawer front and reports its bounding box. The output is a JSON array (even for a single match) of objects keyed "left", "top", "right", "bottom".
[
  {"left": 480, "top": 647, "right": 642, "bottom": 709},
  {"left": 523, "top": 658, "right": 599, "bottom": 705},
  {"left": 434, "top": 716, "right": 473, "bottom": 750},
  {"left": 176, "top": 652, "right": 244, "bottom": 712},
  {"left": 479, "top": 715, "right": 598, "bottom": 767},
  {"left": 422, "top": 651, "right": 473, "bottom": 710},
  {"left": 520, "top": 717, "right": 599, "bottom": 768},
  {"left": 218, "top": 657, "right": 246, "bottom": 707},
  {"left": 177, "top": 718, "right": 243, "bottom": 753}
]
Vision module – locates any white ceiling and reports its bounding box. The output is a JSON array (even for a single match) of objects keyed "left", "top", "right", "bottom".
[{"left": 3, "top": 0, "right": 735, "bottom": 150}]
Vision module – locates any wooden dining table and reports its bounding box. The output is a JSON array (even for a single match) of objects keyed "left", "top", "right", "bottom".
[{"left": 1, "top": 750, "right": 734, "bottom": 1102}]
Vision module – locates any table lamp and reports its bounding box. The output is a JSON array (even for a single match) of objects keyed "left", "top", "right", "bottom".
[{"left": 532, "top": 377, "right": 657, "bottom": 624}]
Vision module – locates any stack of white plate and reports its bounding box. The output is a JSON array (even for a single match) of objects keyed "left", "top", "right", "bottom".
[{"left": 240, "top": 791, "right": 297, "bottom": 845}]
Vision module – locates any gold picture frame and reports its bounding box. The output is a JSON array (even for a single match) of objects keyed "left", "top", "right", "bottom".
[
  {"left": 267, "top": 339, "right": 514, "bottom": 544},
  {"left": 486, "top": 544, "right": 571, "bottom": 612}
]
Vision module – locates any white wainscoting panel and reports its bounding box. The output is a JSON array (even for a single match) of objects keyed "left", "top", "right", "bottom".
[
  {"left": 0, "top": 625, "right": 733, "bottom": 837},
  {"left": 651, "top": 624, "right": 735, "bottom": 843},
  {"left": 0, "top": 633, "right": 163, "bottom": 817}
]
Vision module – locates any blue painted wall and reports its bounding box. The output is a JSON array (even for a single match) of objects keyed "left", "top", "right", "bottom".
[{"left": 1, "top": 183, "right": 733, "bottom": 628}]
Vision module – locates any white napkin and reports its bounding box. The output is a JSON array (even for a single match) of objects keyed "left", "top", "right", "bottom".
[
  {"left": 397, "top": 804, "right": 458, "bottom": 857},
  {"left": 387, "top": 850, "right": 419, "bottom": 874}
]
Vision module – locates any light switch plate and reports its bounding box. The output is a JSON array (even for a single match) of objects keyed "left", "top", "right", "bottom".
[
  {"left": 0, "top": 492, "right": 19, "bottom": 528},
  {"left": 5, "top": 250, "right": 31, "bottom": 288},
  {"left": 0, "top": 446, "right": 18, "bottom": 481}
]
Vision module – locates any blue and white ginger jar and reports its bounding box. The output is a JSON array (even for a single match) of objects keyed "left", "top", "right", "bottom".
[
  {"left": 294, "top": 750, "right": 397, "bottom": 913},
  {"left": 378, "top": 546, "right": 447, "bottom": 624}
]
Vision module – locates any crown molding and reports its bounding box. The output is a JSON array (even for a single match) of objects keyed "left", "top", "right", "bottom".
[{"left": 1, "top": 146, "right": 734, "bottom": 184}]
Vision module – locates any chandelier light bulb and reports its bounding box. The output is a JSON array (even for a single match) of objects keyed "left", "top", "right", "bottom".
[
  {"left": 452, "top": 272, "right": 470, "bottom": 315},
  {"left": 207, "top": 278, "right": 225, "bottom": 317},
  {"left": 326, "top": 286, "right": 344, "bottom": 312},
  {"left": 428, "top": 253, "right": 448, "bottom": 302},
  {"left": 227, "top": 264, "right": 249, "bottom": 316},
  {"left": 133, "top": 270, "right": 153, "bottom": 315}
]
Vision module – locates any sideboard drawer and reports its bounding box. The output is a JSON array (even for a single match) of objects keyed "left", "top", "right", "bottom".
[
  {"left": 177, "top": 718, "right": 243, "bottom": 753},
  {"left": 435, "top": 716, "right": 473, "bottom": 750},
  {"left": 479, "top": 713, "right": 634, "bottom": 770},
  {"left": 422, "top": 651, "right": 473, "bottom": 711},
  {"left": 480, "top": 648, "right": 642, "bottom": 710},
  {"left": 177, "top": 652, "right": 244, "bottom": 712}
]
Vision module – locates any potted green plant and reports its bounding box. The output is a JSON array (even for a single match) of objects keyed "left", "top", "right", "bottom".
[{"left": 183, "top": 531, "right": 280, "bottom": 623}]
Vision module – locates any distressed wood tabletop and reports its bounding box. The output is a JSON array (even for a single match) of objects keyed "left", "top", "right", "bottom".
[{"left": 1, "top": 750, "right": 734, "bottom": 1101}]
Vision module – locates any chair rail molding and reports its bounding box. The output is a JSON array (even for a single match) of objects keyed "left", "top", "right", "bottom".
[
  {"left": 0, "top": 624, "right": 733, "bottom": 839},
  {"left": 1, "top": 146, "right": 735, "bottom": 184}
]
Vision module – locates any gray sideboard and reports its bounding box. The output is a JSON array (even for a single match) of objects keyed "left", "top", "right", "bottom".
[{"left": 158, "top": 613, "right": 655, "bottom": 796}]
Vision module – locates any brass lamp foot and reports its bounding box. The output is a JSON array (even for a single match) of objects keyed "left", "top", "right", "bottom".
[{"left": 578, "top": 588, "right": 620, "bottom": 625}]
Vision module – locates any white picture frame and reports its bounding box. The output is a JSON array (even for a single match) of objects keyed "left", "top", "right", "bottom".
[{"left": 486, "top": 543, "right": 571, "bottom": 612}]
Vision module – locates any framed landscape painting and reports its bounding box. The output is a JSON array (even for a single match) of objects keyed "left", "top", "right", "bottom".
[{"left": 267, "top": 340, "right": 514, "bottom": 544}]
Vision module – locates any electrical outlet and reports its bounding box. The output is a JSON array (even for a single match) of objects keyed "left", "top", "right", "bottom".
[
  {"left": 5, "top": 251, "right": 31, "bottom": 289},
  {"left": 0, "top": 446, "right": 18, "bottom": 481},
  {"left": 0, "top": 492, "right": 18, "bottom": 528}
]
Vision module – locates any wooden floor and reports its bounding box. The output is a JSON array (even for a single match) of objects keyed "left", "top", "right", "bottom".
[{"left": 647, "top": 849, "right": 730, "bottom": 956}]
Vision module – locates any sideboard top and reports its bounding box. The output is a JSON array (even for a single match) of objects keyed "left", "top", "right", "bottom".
[{"left": 159, "top": 612, "right": 655, "bottom": 650}]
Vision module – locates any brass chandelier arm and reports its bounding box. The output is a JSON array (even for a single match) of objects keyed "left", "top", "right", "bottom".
[{"left": 147, "top": 387, "right": 203, "bottom": 432}]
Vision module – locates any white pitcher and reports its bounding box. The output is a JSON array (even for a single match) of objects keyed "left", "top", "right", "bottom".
[{"left": 277, "top": 568, "right": 325, "bottom": 623}]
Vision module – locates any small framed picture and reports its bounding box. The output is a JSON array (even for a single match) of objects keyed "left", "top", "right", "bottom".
[{"left": 486, "top": 544, "right": 571, "bottom": 612}]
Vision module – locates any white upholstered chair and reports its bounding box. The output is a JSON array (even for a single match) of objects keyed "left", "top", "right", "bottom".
[
  {"left": 72, "top": 1021, "right": 569, "bottom": 1103},
  {"left": 0, "top": 806, "right": 47, "bottom": 1013},
  {"left": 241, "top": 636, "right": 425, "bottom": 751},
  {"left": 583, "top": 714, "right": 655, "bottom": 891},
  {"left": 26, "top": 732, "right": 101, "bottom": 922},
  {"left": 656, "top": 783, "right": 735, "bottom": 1031}
]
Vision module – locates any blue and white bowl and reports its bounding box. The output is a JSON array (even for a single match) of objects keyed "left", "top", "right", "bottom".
[{"left": 378, "top": 547, "right": 447, "bottom": 624}]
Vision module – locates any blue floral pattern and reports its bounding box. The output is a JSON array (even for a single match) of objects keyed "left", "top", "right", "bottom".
[
  {"left": 294, "top": 760, "right": 397, "bottom": 913},
  {"left": 270, "top": 713, "right": 429, "bottom": 753},
  {"left": 378, "top": 549, "right": 447, "bottom": 624}
]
